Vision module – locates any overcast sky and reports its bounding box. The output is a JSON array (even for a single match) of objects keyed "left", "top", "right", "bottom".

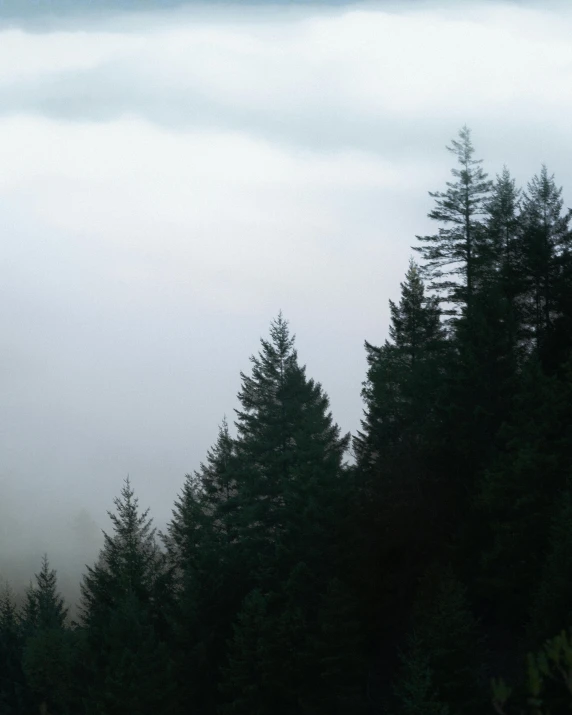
[{"left": 1, "top": 0, "right": 572, "bottom": 583}]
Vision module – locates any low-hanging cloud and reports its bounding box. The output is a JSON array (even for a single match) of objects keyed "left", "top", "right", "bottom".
[{"left": 1, "top": 0, "right": 572, "bottom": 601}]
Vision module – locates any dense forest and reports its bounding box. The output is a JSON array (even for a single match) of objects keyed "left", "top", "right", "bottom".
[{"left": 2, "top": 127, "right": 572, "bottom": 714}]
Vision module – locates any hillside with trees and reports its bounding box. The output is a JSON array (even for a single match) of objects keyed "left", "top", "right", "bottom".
[{"left": 2, "top": 127, "right": 572, "bottom": 714}]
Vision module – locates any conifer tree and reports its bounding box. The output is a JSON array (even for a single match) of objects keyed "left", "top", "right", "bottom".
[
  {"left": 526, "top": 490, "right": 572, "bottom": 649},
  {"left": 168, "top": 417, "right": 238, "bottom": 570},
  {"left": 477, "top": 359, "right": 572, "bottom": 629},
  {"left": 80, "top": 478, "right": 176, "bottom": 715},
  {"left": 20, "top": 555, "right": 75, "bottom": 715},
  {"left": 486, "top": 167, "right": 524, "bottom": 356},
  {"left": 395, "top": 569, "right": 487, "bottom": 715},
  {"left": 167, "top": 420, "right": 242, "bottom": 714},
  {"left": 394, "top": 631, "right": 450, "bottom": 715},
  {"left": 219, "top": 588, "right": 278, "bottom": 715},
  {"left": 22, "top": 554, "right": 68, "bottom": 633},
  {"left": 218, "top": 315, "right": 359, "bottom": 712},
  {"left": 357, "top": 259, "right": 446, "bottom": 470},
  {"left": 354, "top": 263, "right": 449, "bottom": 647},
  {"left": 219, "top": 564, "right": 365, "bottom": 715},
  {"left": 519, "top": 166, "right": 572, "bottom": 360},
  {"left": 414, "top": 126, "right": 493, "bottom": 316},
  {"left": 487, "top": 168, "right": 522, "bottom": 283},
  {"left": 233, "top": 312, "right": 350, "bottom": 585},
  {"left": 306, "top": 576, "right": 366, "bottom": 714},
  {"left": 0, "top": 584, "right": 30, "bottom": 714},
  {"left": 81, "top": 478, "right": 168, "bottom": 626}
]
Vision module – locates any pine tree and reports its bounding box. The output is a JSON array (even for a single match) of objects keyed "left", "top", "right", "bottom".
[
  {"left": 414, "top": 126, "right": 493, "bottom": 316},
  {"left": 80, "top": 478, "right": 176, "bottom": 715},
  {"left": 218, "top": 315, "right": 358, "bottom": 713},
  {"left": 519, "top": 166, "right": 572, "bottom": 357},
  {"left": 394, "top": 569, "right": 487, "bottom": 715},
  {"left": 233, "top": 312, "right": 350, "bottom": 585},
  {"left": 168, "top": 417, "right": 238, "bottom": 570},
  {"left": 306, "top": 577, "right": 366, "bottom": 714},
  {"left": 486, "top": 167, "right": 524, "bottom": 357},
  {"left": 20, "top": 555, "right": 75, "bottom": 715},
  {"left": 219, "top": 588, "right": 276, "bottom": 715},
  {"left": 477, "top": 358, "right": 572, "bottom": 630},
  {"left": 81, "top": 478, "right": 168, "bottom": 627},
  {"left": 394, "top": 631, "right": 450, "bottom": 715},
  {"left": 357, "top": 259, "right": 446, "bottom": 470},
  {"left": 219, "top": 564, "right": 364, "bottom": 715},
  {"left": 526, "top": 490, "right": 572, "bottom": 649},
  {"left": 167, "top": 420, "right": 242, "bottom": 714},
  {"left": 353, "top": 264, "right": 450, "bottom": 648},
  {"left": 22, "top": 554, "right": 68, "bottom": 633},
  {"left": 0, "top": 584, "right": 30, "bottom": 714}
]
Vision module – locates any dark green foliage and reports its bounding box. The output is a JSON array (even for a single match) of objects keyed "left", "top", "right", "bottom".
[
  {"left": 414, "top": 125, "right": 493, "bottom": 314},
  {"left": 220, "top": 565, "right": 365, "bottom": 715},
  {"left": 519, "top": 166, "right": 572, "bottom": 356},
  {"left": 478, "top": 358, "right": 572, "bottom": 628},
  {"left": 80, "top": 478, "right": 176, "bottom": 715},
  {"left": 216, "top": 315, "right": 361, "bottom": 712},
  {"left": 526, "top": 491, "right": 572, "bottom": 649},
  {"left": 22, "top": 555, "right": 68, "bottom": 633},
  {"left": 219, "top": 586, "right": 306, "bottom": 715},
  {"left": 0, "top": 585, "right": 31, "bottom": 714},
  {"left": 493, "top": 629, "right": 572, "bottom": 714},
  {"left": 22, "top": 627, "right": 79, "bottom": 715},
  {"left": 394, "top": 631, "right": 450, "bottom": 715},
  {"left": 486, "top": 167, "right": 524, "bottom": 356},
  {"left": 233, "top": 313, "right": 350, "bottom": 583},
  {"left": 167, "top": 419, "right": 243, "bottom": 713},
  {"left": 305, "top": 577, "right": 366, "bottom": 714},
  {"left": 395, "top": 569, "right": 488, "bottom": 715},
  {"left": 357, "top": 259, "right": 446, "bottom": 469},
  {"left": 20, "top": 556, "right": 77, "bottom": 714}
]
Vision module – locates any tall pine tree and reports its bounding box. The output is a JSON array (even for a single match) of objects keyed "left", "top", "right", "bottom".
[
  {"left": 414, "top": 126, "right": 493, "bottom": 317},
  {"left": 519, "top": 166, "right": 572, "bottom": 363},
  {"left": 80, "top": 478, "right": 176, "bottom": 715}
]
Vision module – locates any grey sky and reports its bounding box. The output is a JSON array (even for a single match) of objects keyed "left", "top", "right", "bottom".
[{"left": 1, "top": 0, "right": 571, "bottom": 593}]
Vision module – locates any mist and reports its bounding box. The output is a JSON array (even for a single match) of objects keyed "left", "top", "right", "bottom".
[{"left": 1, "top": 0, "right": 572, "bottom": 607}]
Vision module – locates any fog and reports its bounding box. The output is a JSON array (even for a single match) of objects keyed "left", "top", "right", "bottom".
[{"left": 1, "top": 0, "right": 571, "bottom": 605}]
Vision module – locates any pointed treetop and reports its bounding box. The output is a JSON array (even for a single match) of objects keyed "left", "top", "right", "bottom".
[
  {"left": 448, "top": 125, "right": 476, "bottom": 162},
  {"left": 24, "top": 554, "right": 68, "bottom": 630},
  {"left": 266, "top": 311, "right": 296, "bottom": 361}
]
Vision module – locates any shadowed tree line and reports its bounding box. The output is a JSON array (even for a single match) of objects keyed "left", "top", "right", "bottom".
[{"left": 2, "top": 127, "right": 572, "bottom": 713}]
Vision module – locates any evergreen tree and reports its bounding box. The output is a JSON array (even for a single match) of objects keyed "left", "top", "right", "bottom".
[
  {"left": 394, "top": 569, "right": 487, "bottom": 715},
  {"left": 22, "top": 554, "right": 68, "bottom": 633},
  {"left": 519, "top": 166, "right": 572, "bottom": 357},
  {"left": 81, "top": 478, "right": 169, "bottom": 627},
  {"left": 356, "top": 258, "right": 446, "bottom": 470},
  {"left": 414, "top": 126, "right": 493, "bottom": 316},
  {"left": 477, "top": 358, "right": 572, "bottom": 630},
  {"left": 394, "top": 631, "right": 450, "bottom": 715},
  {"left": 219, "top": 588, "right": 279, "bottom": 715},
  {"left": 353, "top": 261, "right": 449, "bottom": 644},
  {"left": 233, "top": 312, "right": 350, "bottom": 585},
  {"left": 168, "top": 417, "right": 238, "bottom": 569},
  {"left": 0, "top": 584, "right": 30, "bottom": 714},
  {"left": 486, "top": 167, "right": 524, "bottom": 358},
  {"left": 526, "top": 490, "right": 572, "bottom": 649},
  {"left": 20, "top": 555, "right": 75, "bottom": 715},
  {"left": 80, "top": 478, "right": 176, "bottom": 715},
  {"left": 167, "top": 420, "right": 242, "bottom": 714},
  {"left": 219, "top": 315, "right": 360, "bottom": 712},
  {"left": 219, "top": 563, "right": 365, "bottom": 715},
  {"left": 306, "top": 576, "right": 366, "bottom": 714}
]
